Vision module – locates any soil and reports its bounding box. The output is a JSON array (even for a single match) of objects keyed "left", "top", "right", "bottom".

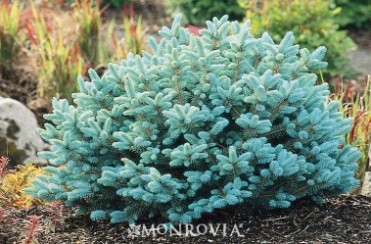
[{"left": 1, "top": 195, "right": 371, "bottom": 243}]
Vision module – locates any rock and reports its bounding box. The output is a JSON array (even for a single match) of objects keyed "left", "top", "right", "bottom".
[
  {"left": 360, "top": 145, "right": 371, "bottom": 196},
  {"left": 361, "top": 172, "right": 371, "bottom": 196},
  {"left": 0, "top": 97, "right": 47, "bottom": 168}
]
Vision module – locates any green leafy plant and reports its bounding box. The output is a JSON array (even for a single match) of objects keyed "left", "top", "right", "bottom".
[
  {"left": 102, "top": 0, "right": 129, "bottom": 9},
  {"left": 241, "top": 0, "right": 357, "bottom": 79},
  {"left": 167, "top": 0, "right": 245, "bottom": 26},
  {"left": 26, "top": 16, "right": 361, "bottom": 224},
  {"left": 334, "top": 0, "right": 371, "bottom": 29},
  {"left": 0, "top": 0, "right": 25, "bottom": 75}
]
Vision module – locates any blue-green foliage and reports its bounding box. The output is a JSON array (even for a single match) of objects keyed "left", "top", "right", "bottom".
[{"left": 25, "top": 15, "right": 361, "bottom": 224}]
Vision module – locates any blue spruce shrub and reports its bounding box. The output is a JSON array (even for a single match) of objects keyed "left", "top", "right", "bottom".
[{"left": 25, "top": 15, "right": 361, "bottom": 224}]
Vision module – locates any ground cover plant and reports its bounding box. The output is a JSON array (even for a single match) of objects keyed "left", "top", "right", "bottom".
[
  {"left": 1, "top": 164, "right": 46, "bottom": 209},
  {"left": 0, "top": 156, "right": 65, "bottom": 243},
  {"left": 24, "top": 15, "right": 362, "bottom": 225}
]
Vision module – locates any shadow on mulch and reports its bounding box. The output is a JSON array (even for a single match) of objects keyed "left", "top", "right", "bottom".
[{"left": 2, "top": 194, "right": 370, "bottom": 243}]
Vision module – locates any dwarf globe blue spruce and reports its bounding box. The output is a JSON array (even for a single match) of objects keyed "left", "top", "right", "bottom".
[{"left": 25, "top": 15, "right": 361, "bottom": 224}]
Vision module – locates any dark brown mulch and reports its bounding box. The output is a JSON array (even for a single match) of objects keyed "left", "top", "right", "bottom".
[
  {"left": 0, "top": 65, "right": 37, "bottom": 105},
  {"left": 2, "top": 194, "right": 371, "bottom": 244}
]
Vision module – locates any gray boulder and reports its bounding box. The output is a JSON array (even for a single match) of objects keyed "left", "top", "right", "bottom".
[{"left": 0, "top": 97, "right": 47, "bottom": 168}]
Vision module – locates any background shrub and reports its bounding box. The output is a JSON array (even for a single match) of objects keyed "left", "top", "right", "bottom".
[
  {"left": 167, "top": 0, "right": 245, "bottom": 26},
  {"left": 334, "top": 0, "right": 371, "bottom": 29},
  {"left": 51, "top": 0, "right": 129, "bottom": 9},
  {"left": 25, "top": 16, "right": 361, "bottom": 224},
  {"left": 241, "top": 0, "right": 357, "bottom": 79},
  {"left": 102, "top": 0, "right": 129, "bottom": 9}
]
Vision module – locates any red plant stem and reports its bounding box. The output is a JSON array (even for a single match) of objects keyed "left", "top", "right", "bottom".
[{"left": 21, "top": 215, "right": 43, "bottom": 244}]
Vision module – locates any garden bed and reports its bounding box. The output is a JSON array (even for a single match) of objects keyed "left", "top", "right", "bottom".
[{"left": 2, "top": 195, "right": 371, "bottom": 243}]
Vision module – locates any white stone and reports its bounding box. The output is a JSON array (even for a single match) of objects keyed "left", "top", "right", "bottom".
[
  {"left": 0, "top": 97, "right": 47, "bottom": 166},
  {"left": 360, "top": 145, "right": 371, "bottom": 196}
]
